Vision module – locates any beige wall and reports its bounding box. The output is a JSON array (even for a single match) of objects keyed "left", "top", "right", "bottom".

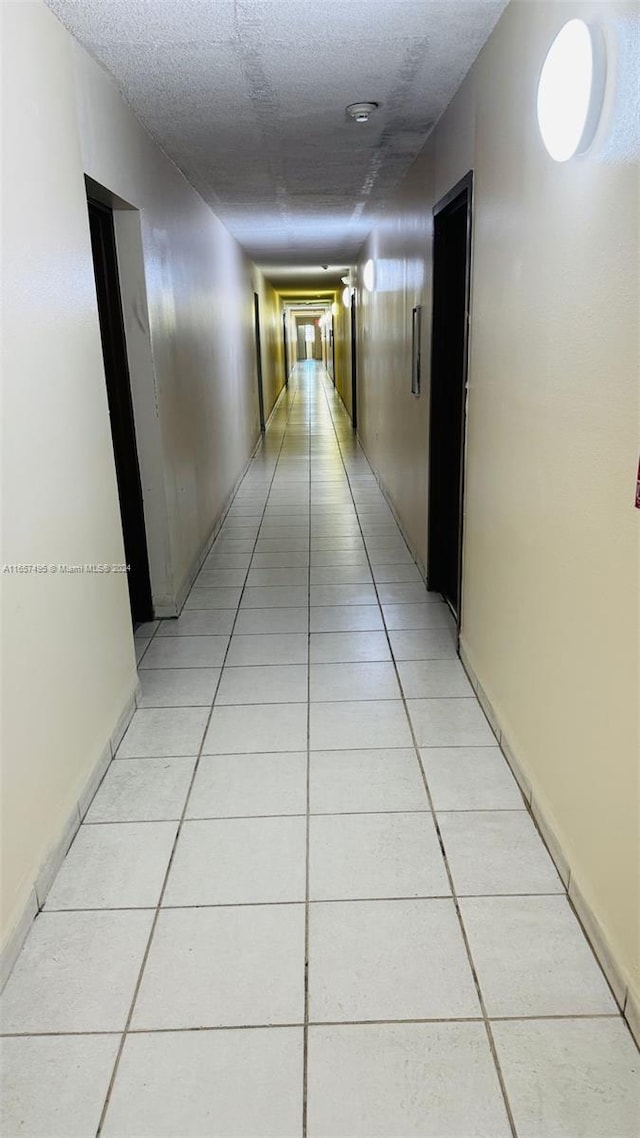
[
  {"left": 1, "top": 1, "right": 282, "bottom": 955},
  {"left": 356, "top": 0, "right": 639, "bottom": 1008}
]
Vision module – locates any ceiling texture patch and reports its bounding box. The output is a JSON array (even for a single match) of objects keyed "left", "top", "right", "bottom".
[{"left": 46, "top": 0, "right": 508, "bottom": 277}]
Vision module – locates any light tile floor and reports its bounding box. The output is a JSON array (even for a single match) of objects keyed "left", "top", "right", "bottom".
[{"left": 2, "top": 362, "right": 639, "bottom": 1137}]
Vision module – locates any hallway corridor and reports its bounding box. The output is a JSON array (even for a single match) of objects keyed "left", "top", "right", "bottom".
[{"left": 1, "top": 363, "right": 638, "bottom": 1137}]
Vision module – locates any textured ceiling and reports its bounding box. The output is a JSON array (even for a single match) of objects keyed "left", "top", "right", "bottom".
[{"left": 47, "top": 0, "right": 508, "bottom": 275}]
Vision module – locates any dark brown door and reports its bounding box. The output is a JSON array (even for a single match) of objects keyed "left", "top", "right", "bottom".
[
  {"left": 427, "top": 172, "right": 473, "bottom": 625},
  {"left": 87, "top": 198, "right": 153, "bottom": 625}
]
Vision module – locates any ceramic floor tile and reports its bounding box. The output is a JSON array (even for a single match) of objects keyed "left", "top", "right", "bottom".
[
  {"left": 492, "top": 1018, "right": 640, "bottom": 1138},
  {"left": 85, "top": 757, "right": 195, "bottom": 822},
  {"left": 246, "top": 566, "right": 308, "bottom": 586},
  {"left": 307, "top": 1022, "right": 511, "bottom": 1137},
  {"left": 309, "top": 812, "right": 449, "bottom": 900},
  {"left": 367, "top": 549, "right": 414, "bottom": 565},
  {"left": 310, "top": 661, "right": 400, "bottom": 702},
  {"left": 407, "top": 698, "right": 495, "bottom": 746},
  {"left": 118, "top": 708, "right": 209, "bottom": 757},
  {"left": 310, "top": 604, "right": 383, "bottom": 632},
  {"left": 240, "top": 585, "right": 309, "bottom": 607},
  {"left": 183, "top": 586, "right": 242, "bottom": 609},
  {"left": 1, "top": 1034, "right": 120, "bottom": 1138},
  {"left": 134, "top": 638, "right": 150, "bottom": 663},
  {"left": 187, "top": 752, "right": 307, "bottom": 818},
  {"left": 310, "top": 565, "right": 373, "bottom": 585},
  {"left": 310, "top": 698, "right": 411, "bottom": 750},
  {"left": 156, "top": 610, "right": 235, "bottom": 636},
  {"left": 195, "top": 568, "right": 248, "bottom": 588},
  {"left": 132, "top": 904, "right": 305, "bottom": 1029},
  {"left": 310, "top": 537, "right": 365, "bottom": 551},
  {"left": 203, "top": 702, "right": 308, "bottom": 753},
  {"left": 163, "top": 817, "right": 307, "bottom": 905},
  {"left": 371, "top": 563, "right": 423, "bottom": 583},
  {"left": 310, "top": 549, "right": 370, "bottom": 566},
  {"left": 209, "top": 539, "right": 254, "bottom": 554},
  {"left": 216, "top": 663, "right": 308, "bottom": 704},
  {"left": 234, "top": 607, "right": 308, "bottom": 635},
  {"left": 137, "top": 667, "right": 220, "bottom": 707},
  {"left": 255, "top": 537, "right": 308, "bottom": 552},
  {"left": 250, "top": 550, "right": 310, "bottom": 568},
  {"left": 438, "top": 810, "right": 563, "bottom": 895},
  {"left": 310, "top": 631, "right": 391, "bottom": 663},
  {"left": 397, "top": 659, "right": 475, "bottom": 698},
  {"left": 202, "top": 552, "right": 252, "bottom": 570},
  {"left": 376, "top": 583, "right": 439, "bottom": 605},
  {"left": 311, "top": 583, "right": 377, "bottom": 606},
  {"left": 388, "top": 628, "right": 458, "bottom": 659},
  {"left": 309, "top": 899, "right": 479, "bottom": 1021},
  {"left": 420, "top": 746, "right": 524, "bottom": 810},
  {"left": 226, "top": 632, "right": 308, "bottom": 665},
  {"left": 134, "top": 620, "right": 158, "bottom": 638},
  {"left": 44, "top": 821, "right": 177, "bottom": 910},
  {"left": 382, "top": 602, "right": 453, "bottom": 629},
  {"left": 102, "top": 1028, "right": 303, "bottom": 1138},
  {"left": 140, "top": 635, "right": 229, "bottom": 669},
  {"left": 460, "top": 896, "right": 618, "bottom": 1016},
  {"left": 0, "top": 910, "right": 153, "bottom": 1032},
  {"left": 310, "top": 748, "right": 427, "bottom": 814}
]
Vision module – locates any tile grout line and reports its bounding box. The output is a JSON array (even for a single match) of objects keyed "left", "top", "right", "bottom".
[
  {"left": 81, "top": 807, "right": 534, "bottom": 828},
  {"left": 94, "top": 380, "right": 300, "bottom": 1136},
  {"left": 2, "top": 1011, "right": 625, "bottom": 1041},
  {"left": 318, "top": 367, "right": 521, "bottom": 1138}
]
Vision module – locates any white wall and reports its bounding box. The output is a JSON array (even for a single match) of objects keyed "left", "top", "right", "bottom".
[
  {"left": 1, "top": 0, "right": 283, "bottom": 958},
  {"left": 356, "top": 0, "right": 639, "bottom": 1017}
]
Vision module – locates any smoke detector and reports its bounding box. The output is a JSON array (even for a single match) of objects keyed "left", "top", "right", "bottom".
[{"left": 346, "top": 102, "right": 379, "bottom": 124}]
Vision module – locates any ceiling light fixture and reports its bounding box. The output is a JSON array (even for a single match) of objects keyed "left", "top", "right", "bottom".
[
  {"left": 536, "top": 20, "right": 607, "bottom": 161},
  {"left": 363, "top": 259, "right": 375, "bottom": 292},
  {"left": 342, "top": 286, "right": 351, "bottom": 308},
  {"left": 346, "top": 101, "right": 379, "bottom": 124}
]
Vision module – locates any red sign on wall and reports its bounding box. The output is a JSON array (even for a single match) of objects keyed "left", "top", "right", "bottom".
[{"left": 636, "top": 458, "right": 640, "bottom": 509}]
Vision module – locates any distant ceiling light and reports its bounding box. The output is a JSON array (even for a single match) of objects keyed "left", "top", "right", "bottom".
[
  {"left": 363, "top": 259, "right": 375, "bottom": 292},
  {"left": 341, "top": 275, "right": 350, "bottom": 285},
  {"left": 537, "top": 20, "right": 607, "bottom": 161},
  {"left": 342, "top": 286, "right": 351, "bottom": 308},
  {"left": 346, "top": 101, "right": 379, "bottom": 124}
]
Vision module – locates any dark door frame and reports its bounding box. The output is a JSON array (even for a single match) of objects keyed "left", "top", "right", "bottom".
[
  {"left": 87, "top": 197, "right": 154, "bottom": 625},
  {"left": 426, "top": 170, "right": 473, "bottom": 632},
  {"left": 253, "top": 292, "right": 266, "bottom": 431},
  {"left": 350, "top": 290, "right": 358, "bottom": 430}
]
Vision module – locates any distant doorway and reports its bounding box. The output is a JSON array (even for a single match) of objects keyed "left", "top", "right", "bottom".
[
  {"left": 253, "top": 293, "right": 265, "bottom": 431},
  {"left": 427, "top": 172, "right": 473, "bottom": 625},
  {"left": 87, "top": 198, "right": 153, "bottom": 625}
]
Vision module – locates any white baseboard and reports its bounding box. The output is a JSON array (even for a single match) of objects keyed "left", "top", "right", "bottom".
[
  {"left": 0, "top": 682, "right": 138, "bottom": 992},
  {"left": 0, "top": 888, "right": 38, "bottom": 992},
  {"left": 459, "top": 639, "right": 639, "bottom": 1049},
  {"left": 624, "top": 986, "right": 640, "bottom": 1047}
]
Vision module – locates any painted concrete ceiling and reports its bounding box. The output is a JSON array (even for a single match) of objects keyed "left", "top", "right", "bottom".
[{"left": 47, "top": 0, "right": 508, "bottom": 276}]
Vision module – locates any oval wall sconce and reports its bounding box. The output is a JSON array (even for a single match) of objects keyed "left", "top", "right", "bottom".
[
  {"left": 537, "top": 19, "right": 607, "bottom": 161},
  {"left": 363, "top": 259, "right": 375, "bottom": 292}
]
